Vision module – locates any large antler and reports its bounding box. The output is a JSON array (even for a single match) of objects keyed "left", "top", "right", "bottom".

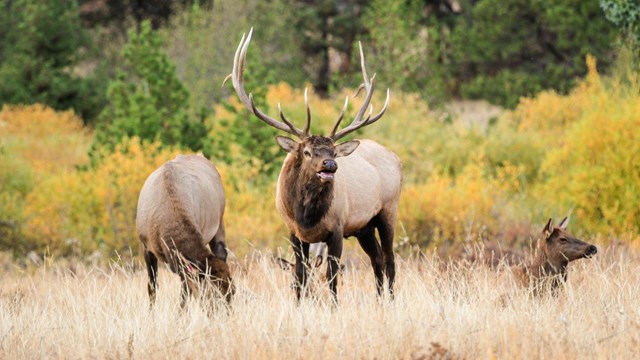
[
  {"left": 223, "top": 28, "right": 310, "bottom": 139},
  {"left": 330, "top": 42, "right": 390, "bottom": 141}
]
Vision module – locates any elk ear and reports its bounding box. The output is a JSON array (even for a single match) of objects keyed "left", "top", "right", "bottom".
[
  {"left": 313, "top": 255, "right": 324, "bottom": 268},
  {"left": 276, "top": 136, "right": 298, "bottom": 153},
  {"left": 335, "top": 140, "right": 360, "bottom": 157},
  {"left": 212, "top": 241, "right": 228, "bottom": 262},
  {"left": 558, "top": 216, "right": 570, "bottom": 230},
  {"left": 543, "top": 218, "right": 553, "bottom": 238}
]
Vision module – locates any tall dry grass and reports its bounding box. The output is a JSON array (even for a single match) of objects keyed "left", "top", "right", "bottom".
[{"left": 1, "top": 244, "right": 638, "bottom": 359}]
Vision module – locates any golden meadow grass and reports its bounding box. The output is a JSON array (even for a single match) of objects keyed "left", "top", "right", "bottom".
[{"left": 1, "top": 246, "right": 638, "bottom": 359}]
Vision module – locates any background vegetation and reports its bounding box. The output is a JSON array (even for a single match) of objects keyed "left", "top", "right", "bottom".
[{"left": 1, "top": 0, "right": 639, "bottom": 261}]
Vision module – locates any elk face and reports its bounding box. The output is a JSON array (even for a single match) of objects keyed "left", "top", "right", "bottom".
[
  {"left": 204, "top": 255, "right": 235, "bottom": 303},
  {"left": 276, "top": 135, "right": 360, "bottom": 183},
  {"left": 183, "top": 247, "right": 234, "bottom": 304},
  {"left": 207, "top": 242, "right": 235, "bottom": 303},
  {"left": 543, "top": 217, "right": 598, "bottom": 264}
]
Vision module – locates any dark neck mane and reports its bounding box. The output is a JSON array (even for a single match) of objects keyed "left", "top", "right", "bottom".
[{"left": 282, "top": 158, "right": 334, "bottom": 229}]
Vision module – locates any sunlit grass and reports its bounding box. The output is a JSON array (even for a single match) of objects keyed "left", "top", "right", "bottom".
[{"left": 1, "top": 245, "right": 638, "bottom": 359}]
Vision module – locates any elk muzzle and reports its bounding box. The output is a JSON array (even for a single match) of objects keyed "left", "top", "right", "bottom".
[
  {"left": 584, "top": 245, "right": 598, "bottom": 258},
  {"left": 317, "top": 159, "right": 338, "bottom": 182}
]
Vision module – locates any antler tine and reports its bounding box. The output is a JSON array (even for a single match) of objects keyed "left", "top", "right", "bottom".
[
  {"left": 335, "top": 88, "right": 390, "bottom": 139},
  {"left": 350, "top": 43, "right": 371, "bottom": 99},
  {"left": 222, "top": 73, "right": 232, "bottom": 87},
  {"left": 351, "top": 73, "right": 376, "bottom": 125},
  {"left": 222, "top": 31, "right": 245, "bottom": 87},
  {"left": 226, "top": 28, "right": 304, "bottom": 138},
  {"left": 277, "top": 102, "right": 301, "bottom": 134},
  {"left": 358, "top": 41, "right": 369, "bottom": 87},
  {"left": 353, "top": 83, "right": 366, "bottom": 98},
  {"left": 362, "top": 88, "right": 390, "bottom": 125},
  {"left": 331, "top": 41, "right": 390, "bottom": 141},
  {"left": 303, "top": 88, "right": 311, "bottom": 137},
  {"left": 329, "top": 96, "right": 349, "bottom": 137}
]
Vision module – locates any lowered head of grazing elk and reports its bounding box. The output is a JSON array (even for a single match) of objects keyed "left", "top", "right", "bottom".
[
  {"left": 136, "top": 154, "right": 234, "bottom": 309},
  {"left": 516, "top": 217, "right": 597, "bottom": 294},
  {"left": 224, "top": 29, "right": 402, "bottom": 303}
]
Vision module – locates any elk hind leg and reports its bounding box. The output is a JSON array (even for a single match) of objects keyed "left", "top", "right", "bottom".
[
  {"left": 377, "top": 210, "right": 397, "bottom": 299},
  {"left": 355, "top": 223, "right": 384, "bottom": 296},
  {"left": 209, "top": 222, "right": 228, "bottom": 261},
  {"left": 143, "top": 249, "right": 158, "bottom": 308}
]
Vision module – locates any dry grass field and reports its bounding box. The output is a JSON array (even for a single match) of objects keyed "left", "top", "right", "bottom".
[{"left": 1, "top": 243, "right": 639, "bottom": 359}]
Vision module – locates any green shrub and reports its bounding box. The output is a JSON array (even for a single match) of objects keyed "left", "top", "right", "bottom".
[
  {"left": 92, "top": 20, "right": 209, "bottom": 160},
  {"left": 449, "top": 0, "right": 617, "bottom": 108},
  {"left": 0, "top": 0, "right": 105, "bottom": 123}
]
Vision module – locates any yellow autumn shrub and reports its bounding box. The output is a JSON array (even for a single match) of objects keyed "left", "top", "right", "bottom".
[
  {"left": 511, "top": 56, "right": 603, "bottom": 136},
  {"left": 536, "top": 78, "right": 640, "bottom": 236},
  {"left": 6, "top": 56, "right": 640, "bottom": 259},
  {"left": 399, "top": 153, "right": 525, "bottom": 247},
  {"left": 0, "top": 105, "right": 91, "bottom": 253},
  {"left": 217, "top": 162, "right": 288, "bottom": 256},
  {"left": 0, "top": 104, "right": 90, "bottom": 177},
  {"left": 25, "top": 138, "right": 180, "bottom": 255},
  {"left": 494, "top": 56, "right": 640, "bottom": 239}
]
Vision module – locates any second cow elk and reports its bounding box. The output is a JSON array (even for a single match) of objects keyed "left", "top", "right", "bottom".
[
  {"left": 136, "top": 154, "right": 234, "bottom": 310},
  {"left": 515, "top": 217, "right": 597, "bottom": 295},
  {"left": 225, "top": 29, "right": 402, "bottom": 302}
]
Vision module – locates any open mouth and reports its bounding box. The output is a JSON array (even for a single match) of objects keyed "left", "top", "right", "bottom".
[{"left": 317, "top": 170, "right": 336, "bottom": 181}]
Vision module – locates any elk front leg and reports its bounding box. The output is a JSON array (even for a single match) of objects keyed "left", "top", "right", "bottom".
[
  {"left": 326, "top": 233, "right": 344, "bottom": 305},
  {"left": 178, "top": 272, "right": 190, "bottom": 310},
  {"left": 290, "top": 234, "right": 310, "bottom": 302}
]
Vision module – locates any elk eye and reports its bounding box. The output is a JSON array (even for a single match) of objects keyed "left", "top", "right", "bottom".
[
  {"left": 303, "top": 150, "right": 311, "bottom": 157},
  {"left": 559, "top": 237, "right": 568, "bottom": 242}
]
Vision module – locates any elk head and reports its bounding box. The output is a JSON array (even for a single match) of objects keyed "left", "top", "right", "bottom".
[
  {"left": 541, "top": 217, "right": 598, "bottom": 267},
  {"left": 223, "top": 28, "right": 390, "bottom": 184},
  {"left": 180, "top": 243, "right": 234, "bottom": 304}
]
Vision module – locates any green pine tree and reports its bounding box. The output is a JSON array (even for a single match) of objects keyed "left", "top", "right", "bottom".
[
  {"left": 92, "top": 20, "right": 209, "bottom": 159},
  {"left": 0, "top": 0, "right": 105, "bottom": 123}
]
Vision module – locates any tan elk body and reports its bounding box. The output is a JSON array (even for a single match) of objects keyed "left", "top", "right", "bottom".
[
  {"left": 136, "top": 154, "right": 233, "bottom": 308},
  {"left": 276, "top": 139, "right": 401, "bottom": 242},
  {"left": 225, "top": 29, "right": 401, "bottom": 302}
]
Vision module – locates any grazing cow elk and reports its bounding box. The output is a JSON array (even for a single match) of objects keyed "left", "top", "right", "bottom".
[
  {"left": 225, "top": 29, "right": 402, "bottom": 302},
  {"left": 136, "top": 154, "right": 233, "bottom": 309},
  {"left": 513, "top": 217, "right": 597, "bottom": 295}
]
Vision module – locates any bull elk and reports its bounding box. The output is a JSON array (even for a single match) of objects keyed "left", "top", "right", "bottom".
[
  {"left": 225, "top": 29, "right": 402, "bottom": 302},
  {"left": 136, "top": 154, "right": 234, "bottom": 309},
  {"left": 514, "top": 217, "right": 597, "bottom": 295}
]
